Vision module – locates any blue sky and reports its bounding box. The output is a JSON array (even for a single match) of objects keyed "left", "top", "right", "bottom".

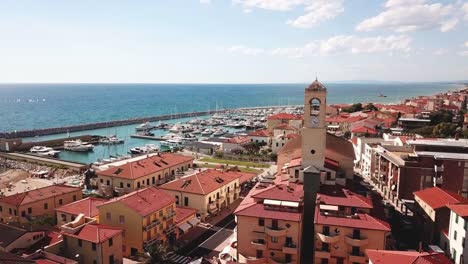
[{"left": 0, "top": 0, "right": 467, "bottom": 83}]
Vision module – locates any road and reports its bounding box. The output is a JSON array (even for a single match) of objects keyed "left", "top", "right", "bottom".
[{"left": 177, "top": 214, "right": 236, "bottom": 259}]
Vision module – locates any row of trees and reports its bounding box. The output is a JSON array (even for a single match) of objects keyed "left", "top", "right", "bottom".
[{"left": 341, "top": 103, "right": 378, "bottom": 113}]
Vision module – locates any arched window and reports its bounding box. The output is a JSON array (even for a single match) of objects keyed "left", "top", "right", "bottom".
[{"left": 310, "top": 98, "right": 321, "bottom": 116}]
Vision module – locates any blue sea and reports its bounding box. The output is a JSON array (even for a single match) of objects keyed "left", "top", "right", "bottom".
[{"left": 0, "top": 82, "right": 462, "bottom": 164}]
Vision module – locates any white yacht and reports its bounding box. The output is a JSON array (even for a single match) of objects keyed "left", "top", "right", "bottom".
[
  {"left": 30, "top": 146, "right": 60, "bottom": 157},
  {"left": 64, "top": 140, "right": 94, "bottom": 152},
  {"left": 135, "top": 122, "right": 153, "bottom": 131},
  {"left": 213, "top": 129, "right": 225, "bottom": 137},
  {"left": 160, "top": 139, "right": 184, "bottom": 148},
  {"left": 99, "top": 135, "right": 124, "bottom": 144},
  {"left": 129, "top": 144, "right": 158, "bottom": 155},
  {"left": 201, "top": 129, "right": 213, "bottom": 136}
]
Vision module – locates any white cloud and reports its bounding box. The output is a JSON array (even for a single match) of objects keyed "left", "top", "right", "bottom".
[
  {"left": 464, "top": 3, "right": 468, "bottom": 21},
  {"left": 433, "top": 48, "right": 448, "bottom": 56},
  {"left": 232, "top": 0, "right": 344, "bottom": 28},
  {"left": 272, "top": 35, "right": 412, "bottom": 57},
  {"left": 465, "top": 41, "right": 468, "bottom": 48},
  {"left": 356, "top": 0, "right": 458, "bottom": 33},
  {"left": 226, "top": 45, "right": 265, "bottom": 55}
]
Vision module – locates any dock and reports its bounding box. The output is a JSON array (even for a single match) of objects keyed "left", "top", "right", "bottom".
[
  {"left": 130, "top": 134, "right": 167, "bottom": 141},
  {"left": 0, "top": 152, "right": 88, "bottom": 171}
]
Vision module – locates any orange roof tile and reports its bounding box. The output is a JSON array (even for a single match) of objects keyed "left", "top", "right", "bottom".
[
  {"left": 351, "top": 126, "right": 378, "bottom": 134},
  {"left": 318, "top": 185, "right": 373, "bottom": 209},
  {"left": 274, "top": 123, "right": 297, "bottom": 130},
  {"left": 414, "top": 187, "right": 467, "bottom": 210},
  {"left": 252, "top": 183, "right": 303, "bottom": 202},
  {"left": 0, "top": 185, "right": 80, "bottom": 206},
  {"left": 447, "top": 204, "right": 468, "bottom": 218},
  {"left": 248, "top": 129, "right": 271, "bottom": 137},
  {"left": 235, "top": 203, "right": 302, "bottom": 222},
  {"left": 99, "top": 187, "right": 175, "bottom": 216},
  {"left": 175, "top": 207, "right": 197, "bottom": 224},
  {"left": 315, "top": 210, "right": 390, "bottom": 231},
  {"left": 62, "top": 224, "right": 122, "bottom": 243},
  {"left": 55, "top": 197, "right": 107, "bottom": 218},
  {"left": 267, "top": 113, "right": 302, "bottom": 120},
  {"left": 366, "top": 250, "right": 451, "bottom": 264},
  {"left": 160, "top": 169, "right": 251, "bottom": 195},
  {"left": 224, "top": 136, "right": 251, "bottom": 144},
  {"left": 97, "top": 153, "right": 193, "bottom": 180}
]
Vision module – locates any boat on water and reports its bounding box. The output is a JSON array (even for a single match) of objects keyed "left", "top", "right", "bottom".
[
  {"left": 155, "top": 121, "right": 170, "bottom": 130},
  {"left": 181, "top": 134, "right": 198, "bottom": 142},
  {"left": 160, "top": 139, "right": 184, "bottom": 148},
  {"left": 135, "top": 122, "right": 154, "bottom": 131},
  {"left": 129, "top": 144, "right": 159, "bottom": 155},
  {"left": 135, "top": 130, "right": 155, "bottom": 137},
  {"left": 99, "top": 135, "right": 124, "bottom": 144},
  {"left": 64, "top": 140, "right": 94, "bottom": 152},
  {"left": 192, "top": 128, "right": 203, "bottom": 134},
  {"left": 378, "top": 92, "right": 387, "bottom": 98},
  {"left": 201, "top": 129, "right": 213, "bottom": 136},
  {"left": 213, "top": 128, "right": 225, "bottom": 136},
  {"left": 30, "top": 146, "right": 61, "bottom": 157}
]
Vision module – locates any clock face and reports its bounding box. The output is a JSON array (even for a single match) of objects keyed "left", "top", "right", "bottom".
[{"left": 310, "top": 116, "right": 320, "bottom": 127}]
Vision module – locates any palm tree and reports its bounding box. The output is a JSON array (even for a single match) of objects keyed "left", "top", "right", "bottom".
[{"left": 137, "top": 244, "right": 171, "bottom": 264}]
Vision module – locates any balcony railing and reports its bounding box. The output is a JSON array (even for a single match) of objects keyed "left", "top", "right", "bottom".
[
  {"left": 282, "top": 243, "right": 298, "bottom": 254},
  {"left": 316, "top": 232, "right": 340, "bottom": 244},
  {"left": 315, "top": 249, "right": 331, "bottom": 259},
  {"left": 164, "top": 224, "right": 177, "bottom": 234},
  {"left": 345, "top": 235, "right": 369, "bottom": 247},
  {"left": 144, "top": 219, "right": 161, "bottom": 231},
  {"left": 250, "top": 240, "right": 266, "bottom": 250},
  {"left": 163, "top": 211, "right": 176, "bottom": 220},
  {"left": 143, "top": 234, "right": 162, "bottom": 247},
  {"left": 265, "top": 226, "right": 287, "bottom": 237}
]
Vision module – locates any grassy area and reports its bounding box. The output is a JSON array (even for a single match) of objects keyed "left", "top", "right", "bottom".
[
  {"left": 198, "top": 163, "right": 262, "bottom": 174},
  {"left": 199, "top": 157, "right": 270, "bottom": 168}
]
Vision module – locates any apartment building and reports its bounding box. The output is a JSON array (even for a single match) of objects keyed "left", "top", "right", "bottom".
[
  {"left": 0, "top": 184, "right": 82, "bottom": 223},
  {"left": 0, "top": 223, "right": 45, "bottom": 252},
  {"left": 366, "top": 249, "right": 451, "bottom": 264},
  {"left": 160, "top": 169, "right": 252, "bottom": 220},
  {"left": 97, "top": 187, "right": 177, "bottom": 257},
  {"left": 266, "top": 113, "right": 303, "bottom": 133},
  {"left": 446, "top": 204, "right": 468, "bottom": 264},
  {"left": 55, "top": 197, "right": 107, "bottom": 226},
  {"left": 96, "top": 153, "right": 193, "bottom": 197}
]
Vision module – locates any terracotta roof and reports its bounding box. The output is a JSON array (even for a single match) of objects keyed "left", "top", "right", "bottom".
[
  {"left": 351, "top": 126, "right": 378, "bottom": 134},
  {"left": 414, "top": 187, "right": 467, "bottom": 210},
  {"left": 315, "top": 210, "right": 390, "bottom": 231},
  {"left": 175, "top": 207, "right": 197, "bottom": 224},
  {"left": 224, "top": 136, "right": 251, "bottom": 144},
  {"left": 99, "top": 187, "right": 175, "bottom": 216},
  {"left": 55, "top": 197, "right": 107, "bottom": 218},
  {"left": 350, "top": 137, "right": 358, "bottom": 146},
  {"left": 286, "top": 134, "right": 299, "bottom": 139},
  {"left": 285, "top": 157, "right": 302, "bottom": 168},
  {"left": 318, "top": 185, "right": 373, "bottom": 209},
  {"left": 62, "top": 224, "right": 122, "bottom": 243},
  {"left": 274, "top": 123, "right": 297, "bottom": 130},
  {"left": 447, "top": 204, "right": 468, "bottom": 218},
  {"left": 326, "top": 115, "right": 364, "bottom": 123},
  {"left": 252, "top": 183, "right": 303, "bottom": 202},
  {"left": 267, "top": 113, "right": 302, "bottom": 120},
  {"left": 160, "top": 169, "right": 249, "bottom": 195},
  {"left": 366, "top": 250, "right": 451, "bottom": 264},
  {"left": 0, "top": 185, "right": 80, "bottom": 207},
  {"left": 235, "top": 203, "right": 302, "bottom": 222},
  {"left": 248, "top": 129, "right": 271, "bottom": 137},
  {"left": 97, "top": 153, "right": 193, "bottom": 180},
  {"left": 306, "top": 79, "right": 327, "bottom": 91}
]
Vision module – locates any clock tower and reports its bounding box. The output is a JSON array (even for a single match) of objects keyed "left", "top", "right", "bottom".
[{"left": 301, "top": 78, "right": 327, "bottom": 169}]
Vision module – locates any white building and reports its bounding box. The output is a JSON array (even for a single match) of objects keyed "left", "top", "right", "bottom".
[{"left": 447, "top": 204, "right": 468, "bottom": 264}]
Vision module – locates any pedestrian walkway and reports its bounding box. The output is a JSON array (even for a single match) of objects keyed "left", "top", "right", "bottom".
[{"left": 166, "top": 252, "right": 193, "bottom": 264}]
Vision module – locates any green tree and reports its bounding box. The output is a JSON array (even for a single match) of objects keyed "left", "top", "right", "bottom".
[
  {"left": 139, "top": 244, "right": 171, "bottom": 264},
  {"left": 364, "top": 103, "right": 378, "bottom": 111},
  {"left": 214, "top": 151, "right": 224, "bottom": 158},
  {"left": 430, "top": 110, "right": 454, "bottom": 125},
  {"left": 342, "top": 103, "right": 363, "bottom": 113},
  {"left": 243, "top": 142, "right": 261, "bottom": 155},
  {"left": 432, "top": 122, "right": 458, "bottom": 138},
  {"left": 410, "top": 126, "right": 434, "bottom": 137}
]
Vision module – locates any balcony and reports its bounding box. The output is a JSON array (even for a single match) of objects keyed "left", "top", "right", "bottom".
[
  {"left": 270, "top": 257, "right": 292, "bottom": 264},
  {"left": 114, "top": 186, "right": 131, "bottom": 194},
  {"left": 217, "top": 195, "right": 226, "bottom": 204},
  {"left": 252, "top": 230, "right": 266, "bottom": 239},
  {"left": 164, "top": 224, "right": 177, "bottom": 234},
  {"left": 315, "top": 249, "right": 331, "bottom": 259},
  {"left": 208, "top": 203, "right": 218, "bottom": 212},
  {"left": 143, "top": 234, "right": 162, "bottom": 247},
  {"left": 282, "top": 244, "right": 298, "bottom": 254},
  {"left": 316, "top": 232, "right": 340, "bottom": 244},
  {"left": 163, "top": 210, "right": 176, "bottom": 220},
  {"left": 251, "top": 240, "right": 266, "bottom": 250},
  {"left": 265, "top": 226, "right": 287, "bottom": 237},
  {"left": 348, "top": 254, "right": 366, "bottom": 263},
  {"left": 345, "top": 236, "right": 368, "bottom": 247},
  {"left": 144, "top": 219, "right": 161, "bottom": 231}
]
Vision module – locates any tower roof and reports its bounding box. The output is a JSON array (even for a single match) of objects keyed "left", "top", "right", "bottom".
[{"left": 306, "top": 78, "right": 327, "bottom": 91}]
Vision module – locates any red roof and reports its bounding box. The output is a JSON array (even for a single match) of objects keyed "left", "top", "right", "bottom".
[
  {"left": 248, "top": 129, "right": 271, "bottom": 137},
  {"left": 267, "top": 113, "right": 302, "bottom": 120},
  {"left": 0, "top": 185, "right": 80, "bottom": 206},
  {"left": 175, "top": 207, "right": 197, "bottom": 224},
  {"left": 351, "top": 126, "right": 378, "bottom": 134},
  {"left": 235, "top": 203, "right": 302, "bottom": 222},
  {"left": 285, "top": 158, "right": 301, "bottom": 168},
  {"left": 274, "top": 123, "right": 297, "bottom": 130},
  {"left": 318, "top": 185, "right": 373, "bottom": 209},
  {"left": 55, "top": 197, "right": 107, "bottom": 218},
  {"left": 447, "top": 204, "right": 468, "bottom": 218},
  {"left": 160, "top": 169, "right": 251, "bottom": 195},
  {"left": 225, "top": 136, "right": 251, "bottom": 144},
  {"left": 252, "top": 183, "right": 303, "bottom": 202},
  {"left": 315, "top": 210, "right": 390, "bottom": 231},
  {"left": 350, "top": 137, "right": 358, "bottom": 146},
  {"left": 286, "top": 133, "right": 299, "bottom": 139},
  {"left": 366, "top": 250, "right": 451, "bottom": 264},
  {"left": 99, "top": 187, "right": 175, "bottom": 216},
  {"left": 62, "top": 224, "right": 122, "bottom": 243},
  {"left": 97, "top": 153, "right": 193, "bottom": 180},
  {"left": 414, "top": 187, "right": 467, "bottom": 210},
  {"left": 326, "top": 115, "right": 364, "bottom": 123}
]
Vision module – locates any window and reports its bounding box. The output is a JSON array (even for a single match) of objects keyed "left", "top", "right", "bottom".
[
  {"left": 109, "top": 237, "right": 113, "bottom": 247},
  {"left": 61, "top": 214, "right": 66, "bottom": 222},
  {"left": 453, "top": 248, "right": 457, "bottom": 261},
  {"left": 352, "top": 246, "right": 360, "bottom": 256},
  {"left": 9, "top": 208, "right": 12, "bottom": 214},
  {"left": 44, "top": 203, "right": 48, "bottom": 209},
  {"left": 464, "top": 220, "right": 467, "bottom": 230},
  {"left": 184, "top": 197, "right": 189, "bottom": 206},
  {"left": 137, "top": 182, "right": 141, "bottom": 188},
  {"left": 258, "top": 218, "right": 265, "bottom": 226},
  {"left": 256, "top": 250, "right": 263, "bottom": 258},
  {"left": 106, "top": 180, "right": 110, "bottom": 185},
  {"left": 456, "top": 215, "right": 459, "bottom": 224},
  {"left": 100, "top": 179, "right": 104, "bottom": 183},
  {"left": 21, "top": 211, "right": 25, "bottom": 217},
  {"left": 0, "top": 206, "right": 2, "bottom": 212},
  {"left": 271, "top": 236, "right": 278, "bottom": 243},
  {"left": 272, "top": 219, "right": 278, "bottom": 229},
  {"left": 93, "top": 261, "right": 97, "bottom": 264},
  {"left": 146, "top": 179, "right": 150, "bottom": 185},
  {"left": 455, "top": 230, "right": 458, "bottom": 241},
  {"left": 73, "top": 195, "right": 77, "bottom": 201},
  {"left": 78, "top": 239, "right": 82, "bottom": 247},
  {"left": 109, "top": 255, "right": 114, "bottom": 264},
  {"left": 175, "top": 196, "right": 179, "bottom": 205},
  {"left": 120, "top": 182, "right": 124, "bottom": 188},
  {"left": 127, "top": 183, "right": 131, "bottom": 188},
  {"left": 119, "top": 215, "right": 125, "bottom": 224},
  {"left": 92, "top": 243, "right": 96, "bottom": 251},
  {"left": 159, "top": 210, "right": 163, "bottom": 217},
  {"left": 28, "top": 208, "right": 32, "bottom": 214},
  {"left": 152, "top": 177, "right": 155, "bottom": 185},
  {"left": 106, "top": 212, "right": 111, "bottom": 220},
  {"left": 59, "top": 199, "right": 63, "bottom": 205}
]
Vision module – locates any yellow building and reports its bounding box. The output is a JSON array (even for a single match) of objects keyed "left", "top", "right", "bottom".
[
  {"left": 160, "top": 169, "right": 254, "bottom": 220},
  {"left": 60, "top": 215, "right": 123, "bottom": 264},
  {"left": 55, "top": 197, "right": 107, "bottom": 226},
  {"left": 97, "top": 153, "right": 193, "bottom": 197},
  {"left": 0, "top": 184, "right": 82, "bottom": 223},
  {"left": 235, "top": 183, "right": 304, "bottom": 264},
  {"left": 97, "top": 186, "right": 177, "bottom": 257}
]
